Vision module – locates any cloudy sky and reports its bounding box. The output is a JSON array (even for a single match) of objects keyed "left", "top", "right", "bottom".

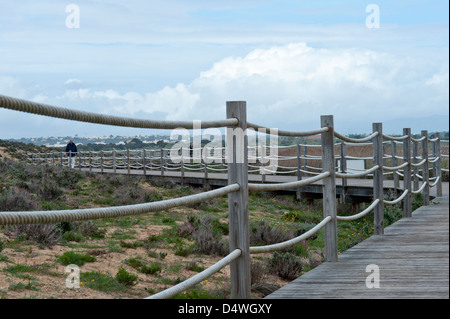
[{"left": 0, "top": 0, "right": 448, "bottom": 139}]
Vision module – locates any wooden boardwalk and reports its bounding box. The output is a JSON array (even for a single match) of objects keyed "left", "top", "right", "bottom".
[{"left": 265, "top": 187, "right": 449, "bottom": 299}]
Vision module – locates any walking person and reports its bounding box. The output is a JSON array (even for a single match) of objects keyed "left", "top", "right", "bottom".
[{"left": 66, "top": 139, "right": 78, "bottom": 168}]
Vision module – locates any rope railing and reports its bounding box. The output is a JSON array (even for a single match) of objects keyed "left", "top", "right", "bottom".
[
  {"left": 1, "top": 94, "right": 446, "bottom": 299},
  {"left": 336, "top": 199, "right": 380, "bottom": 221},
  {"left": 412, "top": 182, "right": 428, "bottom": 194},
  {"left": 335, "top": 165, "right": 379, "bottom": 178},
  {"left": 249, "top": 216, "right": 332, "bottom": 254},
  {"left": 146, "top": 249, "right": 242, "bottom": 299},
  {"left": 334, "top": 131, "right": 379, "bottom": 143},
  {"left": 248, "top": 172, "right": 330, "bottom": 191},
  {"left": 247, "top": 121, "right": 329, "bottom": 137},
  {"left": 0, "top": 94, "right": 238, "bottom": 129},
  {"left": 0, "top": 183, "right": 239, "bottom": 226},
  {"left": 383, "top": 189, "right": 409, "bottom": 205}
]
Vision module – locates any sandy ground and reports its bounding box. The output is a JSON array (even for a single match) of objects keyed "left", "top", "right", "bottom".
[{"left": 0, "top": 221, "right": 297, "bottom": 299}]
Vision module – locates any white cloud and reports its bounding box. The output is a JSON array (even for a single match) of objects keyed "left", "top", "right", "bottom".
[
  {"left": 1, "top": 42, "right": 448, "bottom": 138},
  {"left": 52, "top": 42, "right": 446, "bottom": 133},
  {"left": 64, "top": 78, "right": 82, "bottom": 85}
]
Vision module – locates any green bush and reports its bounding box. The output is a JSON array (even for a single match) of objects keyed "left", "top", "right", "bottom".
[
  {"left": 115, "top": 266, "right": 138, "bottom": 286},
  {"left": 81, "top": 271, "right": 125, "bottom": 292},
  {"left": 57, "top": 251, "right": 96, "bottom": 266},
  {"left": 139, "top": 262, "right": 161, "bottom": 275},
  {"left": 269, "top": 251, "right": 302, "bottom": 280}
]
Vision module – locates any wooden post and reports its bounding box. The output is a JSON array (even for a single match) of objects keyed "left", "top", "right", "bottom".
[
  {"left": 402, "top": 128, "right": 412, "bottom": 218},
  {"left": 340, "top": 141, "right": 347, "bottom": 204},
  {"left": 226, "top": 101, "right": 250, "bottom": 299},
  {"left": 143, "top": 149, "right": 147, "bottom": 176},
  {"left": 434, "top": 133, "right": 442, "bottom": 197},
  {"left": 127, "top": 148, "right": 130, "bottom": 177},
  {"left": 421, "top": 130, "right": 429, "bottom": 205},
  {"left": 89, "top": 151, "right": 92, "bottom": 172},
  {"left": 181, "top": 147, "right": 185, "bottom": 186},
  {"left": 100, "top": 150, "right": 104, "bottom": 174},
  {"left": 382, "top": 143, "right": 387, "bottom": 181},
  {"left": 303, "top": 145, "right": 307, "bottom": 171},
  {"left": 296, "top": 141, "right": 302, "bottom": 201},
  {"left": 373, "top": 123, "right": 384, "bottom": 235},
  {"left": 113, "top": 150, "right": 117, "bottom": 174},
  {"left": 412, "top": 141, "right": 419, "bottom": 191},
  {"left": 149, "top": 150, "right": 153, "bottom": 171},
  {"left": 160, "top": 148, "right": 164, "bottom": 178},
  {"left": 261, "top": 143, "right": 266, "bottom": 184},
  {"left": 321, "top": 115, "right": 337, "bottom": 262},
  {"left": 391, "top": 140, "right": 399, "bottom": 190},
  {"left": 204, "top": 146, "right": 209, "bottom": 188},
  {"left": 78, "top": 151, "right": 82, "bottom": 170}
]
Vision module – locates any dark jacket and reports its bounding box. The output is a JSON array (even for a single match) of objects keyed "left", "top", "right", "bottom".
[{"left": 66, "top": 142, "right": 78, "bottom": 157}]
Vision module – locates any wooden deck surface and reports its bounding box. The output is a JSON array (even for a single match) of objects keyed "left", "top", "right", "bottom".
[{"left": 265, "top": 187, "right": 449, "bottom": 299}]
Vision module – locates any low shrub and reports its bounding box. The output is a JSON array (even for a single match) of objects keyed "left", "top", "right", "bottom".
[
  {"left": 139, "top": 262, "right": 161, "bottom": 275},
  {"left": 0, "top": 188, "right": 38, "bottom": 211},
  {"left": 249, "top": 220, "right": 292, "bottom": 246},
  {"left": 115, "top": 266, "right": 138, "bottom": 286},
  {"left": 81, "top": 271, "right": 125, "bottom": 292},
  {"left": 192, "top": 218, "right": 228, "bottom": 257},
  {"left": 57, "top": 251, "right": 96, "bottom": 266},
  {"left": 8, "top": 224, "right": 61, "bottom": 247},
  {"left": 269, "top": 251, "right": 302, "bottom": 280}
]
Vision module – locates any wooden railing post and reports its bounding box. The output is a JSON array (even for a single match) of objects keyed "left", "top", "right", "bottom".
[
  {"left": 421, "top": 130, "right": 430, "bottom": 205},
  {"left": 373, "top": 123, "right": 384, "bottom": 235},
  {"left": 89, "top": 151, "right": 92, "bottom": 172},
  {"left": 296, "top": 141, "right": 302, "bottom": 201},
  {"left": 434, "top": 133, "right": 442, "bottom": 197},
  {"left": 261, "top": 143, "right": 266, "bottom": 184},
  {"left": 226, "top": 101, "right": 250, "bottom": 299},
  {"left": 321, "top": 115, "right": 337, "bottom": 262},
  {"left": 160, "top": 148, "right": 164, "bottom": 178},
  {"left": 127, "top": 148, "right": 130, "bottom": 176},
  {"left": 412, "top": 140, "right": 419, "bottom": 191},
  {"left": 402, "top": 128, "right": 412, "bottom": 218},
  {"left": 100, "top": 150, "right": 104, "bottom": 174},
  {"left": 113, "top": 150, "right": 117, "bottom": 174},
  {"left": 391, "top": 140, "right": 399, "bottom": 190},
  {"left": 340, "top": 141, "right": 347, "bottom": 204},
  {"left": 181, "top": 147, "right": 185, "bottom": 186},
  {"left": 204, "top": 146, "right": 209, "bottom": 188},
  {"left": 143, "top": 149, "right": 147, "bottom": 176}
]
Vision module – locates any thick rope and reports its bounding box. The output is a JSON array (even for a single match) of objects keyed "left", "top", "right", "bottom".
[
  {"left": 146, "top": 249, "right": 241, "bottom": 299},
  {"left": 247, "top": 121, "right": 329, "bottom": 137},
  {"left": 0, "top": 94, "right": 238, "bottom": 130},
  {"left": 248, "top": 171, "right": 330, "bottom": 191},
  {"left": 0, "top": 184, "right": 239, "bottom": 225},
  {"left": 334, "top": 131, "right": 379, "bottom": 143}
]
